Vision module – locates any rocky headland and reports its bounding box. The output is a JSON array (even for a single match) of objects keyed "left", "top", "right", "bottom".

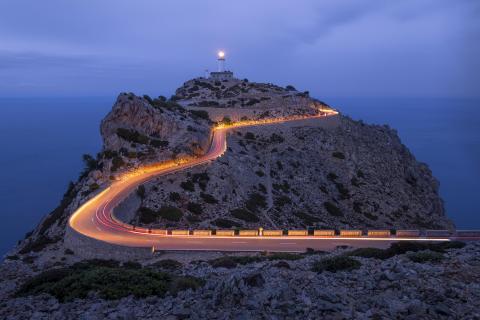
[{"left": 1, "top": 76, "right": 471, "bottom": 319}]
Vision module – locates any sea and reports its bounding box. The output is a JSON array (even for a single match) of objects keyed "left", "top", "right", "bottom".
[{"left": 0, "top": 97, "right": 479, "bottom": 256}]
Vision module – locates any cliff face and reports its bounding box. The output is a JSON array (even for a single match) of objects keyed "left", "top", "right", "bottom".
[
  {"left": 100, "top": 93, "right": 211, "bottom": 165},
  {"left": 132, "top": 115, "right": 453, "bottom": 230}
]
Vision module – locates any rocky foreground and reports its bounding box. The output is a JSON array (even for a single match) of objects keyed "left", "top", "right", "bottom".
[{"left": 1, "top": 241, "right": 479, "bottom": 319}]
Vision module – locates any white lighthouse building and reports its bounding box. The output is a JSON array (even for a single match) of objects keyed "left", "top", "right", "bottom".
[{"left": 210, "top": 51, "right": 234, "bottom": 81}]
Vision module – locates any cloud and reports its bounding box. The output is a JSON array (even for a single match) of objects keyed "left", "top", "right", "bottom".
[{"left": 0, "top": 0, "right": 478, "bottom": 97}]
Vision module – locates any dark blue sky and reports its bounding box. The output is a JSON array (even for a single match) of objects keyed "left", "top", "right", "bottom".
[{"left": 1, "top": 0, "right": 478, "bottom": 98}]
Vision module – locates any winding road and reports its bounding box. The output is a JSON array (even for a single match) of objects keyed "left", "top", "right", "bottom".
[{"left": 69, "top": 112, "right": 455, "bottom": 253}]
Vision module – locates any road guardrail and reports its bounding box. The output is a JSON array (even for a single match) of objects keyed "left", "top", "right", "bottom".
[
  {"left": 262, "top": 230, "right": 283, "bottom": 237},
  {"left": 367, "top": 230, "right": 391, "bottom": 238},
  {"left": 239, "top": 230, "right": 259, "bottom": 236},
  {"left": 396, "top": 230, "right": 421, "bottom": 238},
  {"left": 287, "top": 230, "right": 308, "bottom": 236},
  {"left": 193, "top": 230, "right": 212, "bottom": 236},
  {"left": 216, "top": 230, "right": 235, "bottom": 236},
  {"left": 314, "top": 230, "right": 335, "bottom": 237},
  {"left": 340, "top": 230, "right": 362, "bottom": 237}
]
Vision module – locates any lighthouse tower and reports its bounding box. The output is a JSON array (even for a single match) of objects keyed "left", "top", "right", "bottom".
[
  {"left": 210, "top": 50, "right": 234, "bottom": 81},
  {"left": 217, "top": 50, "right": 225, "bottom": 72}
]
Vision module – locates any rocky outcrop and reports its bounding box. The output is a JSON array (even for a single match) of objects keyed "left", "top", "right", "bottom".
[{"left": 100, "top": 93, "right": 211, "bottom": 171}]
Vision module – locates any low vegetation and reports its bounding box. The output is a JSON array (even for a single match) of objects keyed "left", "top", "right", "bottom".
[
  {"left": 208, "top": 252, "right": 304, "bottom": 268},
  {"left": 407, "top": 250, "right": 444, "bottom": 263},
  {"left": 230, "top": 208, "right": 259, "bottom": 223},
  {"left": 213, "top": 218, "right": 242, "bottom": 228},
  {"left": 151, "top": 259, "right": 183, "bottom": 271},
  {"left": 323, "top": 201, "right": 342, "bottom": 217},
  {"left": 347, "top": 241, "right": 465, "bottom": 260},
  {"left": 16, "top": 259, "right": 203, "bottom": 301},
  {"left": 138, "top": 206, "right": 183, "bottom": 223},
  {"left": 312, "top": 256, "right": 361, "bottom": 273}
]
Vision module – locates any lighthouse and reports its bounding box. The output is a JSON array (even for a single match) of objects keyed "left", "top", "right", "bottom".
[
  {"left": 217, "top": 50, "right": 225, "bottom": 72},
  {"left": 210, "top": 50, "right": 234, "bottom": 81}
]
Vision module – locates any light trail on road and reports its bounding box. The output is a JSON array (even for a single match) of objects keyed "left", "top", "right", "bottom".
[{"left": 68, "top": 111, "right": 462, "bottom": 253}]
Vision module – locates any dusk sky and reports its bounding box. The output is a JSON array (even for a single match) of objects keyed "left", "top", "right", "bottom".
[{"left": 1, "top": 0, "right": 478, "bottom": 98}]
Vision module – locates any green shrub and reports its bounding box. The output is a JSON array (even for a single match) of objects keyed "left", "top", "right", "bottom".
[
  {"left": 408, "top": 250, "right": 443, "bottom": 263},
  {"left": 187, "top": 202, "right": 203, "bottom": 215},
  {"left": 150, "top": 139, "right": 169, "bottom": 148},
  {"left": 16, "top": 260, "right": 203, "bottom": 302},
  {"left": 324, "top": 202, "right": 342, "bottom": 217},
  {"left": 157, "top": 206, "right": 183, "bottom": 222},
  {"left": 200, "top": 192, "right": 218, "bottom": 204},
  {"left": 152, "top": 259, "right": 182, "bottom": 270},
  {"left": 332, "top": 152, "right": 345, "bottom": 159},
  {"left": 274, "top": 195, "right": 291, "bottom": 207},
  {"left": 347, "top": 241, "right": 465, "bottom": 261},
  {"left": 189, "top": 110, "right": 210, "bottom": 121},
  {"left": 231, "top": 208, "right": 259, "bottom": 222},
  {"left": 116, "top": 128, "right": 149, "bottom": 145},
  {"left": 208, "top": 256, "right": 262, "bottom": 268},
  {"left": 327, "top": 172, "right": 338, "bottom": 181},
  {"left": 347, "top": 247, "right": 391, "bottom": 260},
  {"left": 213, "top": 218, "right": 241, "bottom": 228},
  {"left": 266, "top": 253, "right": 303, "bottom": 261},
  {"left": 122, "top": 261, "right": 142, "bottom": 269},
  {"left": 169, "top": 192, "right": 181, "bottom": 202},
  {"left": 244, "top": 132, "right": 256, "bottom": 140},
  {"left": 312, "top": 256, "right": 361, "bottom": 273},
  {"left": 169, "top": 276, "right": 205, "bottom": 295},
  {"left": 111, "top": 156, "right": 125, "bottom": 172},
  {"left": 294, "top": 211, "right": 320, "bottom": 225},
  {"left": 255, "top": 170, "right": 265, "bottom": 177},
  {"left": 180, "top": 180, "right": 195, "bottom": 192},
  {"left": 221, "top": 116, "right": 232, "bottom": 125},
  {"left": 245, "top": 193, "right": 267, "bottom": 212},
  {"left": 269, "top": 133, "right": 284, "bottom": 143},
  {"left": 136, "top": 185, "right": 146, "bottom": 199},
  {"left": 138, "top": 207, "right": 158, "bottom": 224},
  {"left": 19, "top": 235, "right": 59, "bottom": 254}
]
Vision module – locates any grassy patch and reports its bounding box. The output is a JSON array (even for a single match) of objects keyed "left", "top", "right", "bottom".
[
  {"left": 16, "top": 260, "right": 203, "bottom": 302},
  {"left": 312, "top": 256, "right": 361, "bottom": 273}
]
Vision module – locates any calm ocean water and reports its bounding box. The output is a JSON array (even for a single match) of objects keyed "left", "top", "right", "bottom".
[{"left": 0, "top": 97, "right": 478, "bottom": 256}]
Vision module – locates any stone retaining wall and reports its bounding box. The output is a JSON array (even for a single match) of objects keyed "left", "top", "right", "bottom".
[{"left": 64, "top": 226, "right": 152, "bottom": 261}]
